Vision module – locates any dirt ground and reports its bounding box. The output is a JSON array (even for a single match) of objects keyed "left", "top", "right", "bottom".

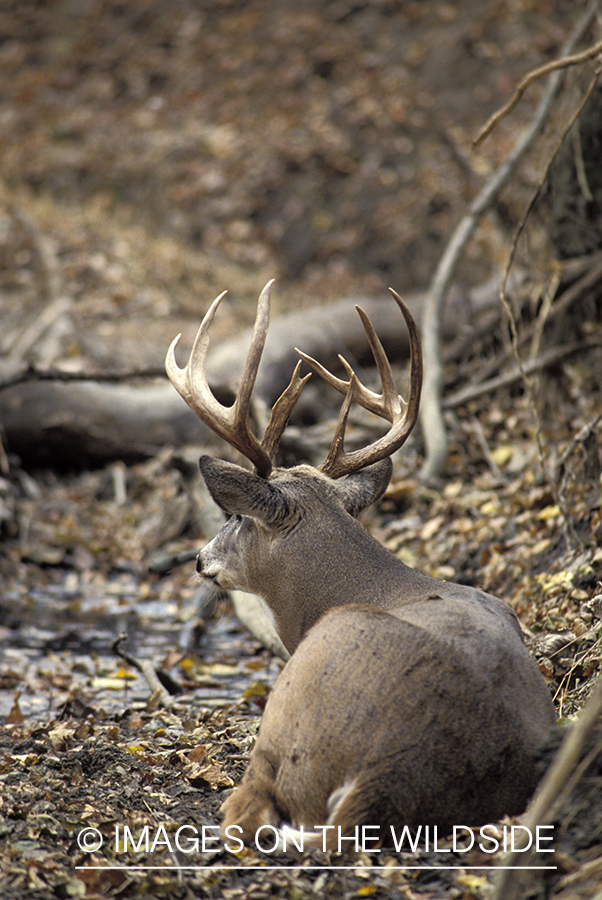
[{"left": 1, "top": 1, "right": 602, "bottom": 898}]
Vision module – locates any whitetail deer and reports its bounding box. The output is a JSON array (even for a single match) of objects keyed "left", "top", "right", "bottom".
[{"left": 166, "top": 281, "right": 555, "bottom": 849}]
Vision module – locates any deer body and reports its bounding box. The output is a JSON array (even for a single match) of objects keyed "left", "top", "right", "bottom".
[
  {"left": 165, "top": 283, "right": 556, "bottom": 848},
  {"left": 199, "top": 455, "right": 555, "bottom": 844},
  {"left": 221, "top": 606, "right": 551, "bottom": 845}
]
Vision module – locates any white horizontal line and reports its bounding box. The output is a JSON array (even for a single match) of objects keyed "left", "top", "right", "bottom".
[{"left": 75, "top": 865, "right": 557, "bottom": 871}]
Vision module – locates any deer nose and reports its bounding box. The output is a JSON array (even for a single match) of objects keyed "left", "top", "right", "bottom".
[{"left": 196, "top": 553, "right": 203, "bottom": 574}]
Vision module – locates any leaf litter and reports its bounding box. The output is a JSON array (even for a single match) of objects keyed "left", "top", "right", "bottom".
[{"left": 1, "top": 0, "right": 602, "bottom": 897}]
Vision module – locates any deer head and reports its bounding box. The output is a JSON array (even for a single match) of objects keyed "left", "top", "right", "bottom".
[
  {"left": 165, "top": 282, "right": 555, "bottom": 848},
  {"left": 166, "top": 280, "right": 425, "bottom": 653}
]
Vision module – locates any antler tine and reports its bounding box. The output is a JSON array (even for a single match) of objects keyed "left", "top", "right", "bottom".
[
  {"left": 319, "top": 371, "right": 357, "bottom": 477},
  {"left": 296, "top": 289, "right": 423, "bottom": 479},
  {"left": 165, "top": 281, "right": 278, "bottom": 478},
  {"left": 261, "top": 360, "right": 312, "bottom": 460},
  {"left": 236, "top": 280, "right": 271, "bottom": 428}
]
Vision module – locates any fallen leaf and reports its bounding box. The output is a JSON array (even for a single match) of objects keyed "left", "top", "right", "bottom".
[{"left": 6, "top": 694, "right": 24, "bottom": 724}]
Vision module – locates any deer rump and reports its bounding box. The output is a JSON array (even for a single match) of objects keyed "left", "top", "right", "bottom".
[{"left": 221, "top": 597, "right": 551, "bottom": 847}]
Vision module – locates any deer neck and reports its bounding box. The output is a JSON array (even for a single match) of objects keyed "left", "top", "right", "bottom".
[{"left": 248, "top": 512, "right": 426, "bottom": 655}]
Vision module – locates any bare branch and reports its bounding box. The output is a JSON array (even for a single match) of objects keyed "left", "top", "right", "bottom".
[
  {"left": 0, "top": 364, "right": 167, "bottom": 392},
  {"left": 497, "top": 65, "right": 602, "bottom": 548},
  {"left": 113, "top": 635, "right": 181, "bottom": 708},
  {"left": 444, "top": 339, "right": 602, "bottom": 409},
  {"left": 493, "top": 673, "right": 602, "bottom": 900},
  {"left": 475, "top": 34, "right": 602, "bottom": 146}
]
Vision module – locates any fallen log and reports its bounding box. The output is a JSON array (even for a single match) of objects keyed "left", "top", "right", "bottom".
[{"left": 0, "top": 283, "right": 496, "bottom": 468}]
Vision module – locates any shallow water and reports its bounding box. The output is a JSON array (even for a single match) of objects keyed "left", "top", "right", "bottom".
[{"left": 0, "top": 581, "right": 281, "bottom": 722}]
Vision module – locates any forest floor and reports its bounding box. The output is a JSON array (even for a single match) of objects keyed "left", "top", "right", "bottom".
[{"left": 1, "top": 2, "right": 602, "bottom": 898}]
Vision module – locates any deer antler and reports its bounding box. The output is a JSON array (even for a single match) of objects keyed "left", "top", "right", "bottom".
[
  {"left": 296, "top": 289, "right": 422, "bottom": 479},
  {"left": 165, "top": 280, "right": 310, "bottom": 478}
]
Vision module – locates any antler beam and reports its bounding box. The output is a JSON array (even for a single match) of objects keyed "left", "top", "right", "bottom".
[
  {"left": 165, "top": 280, "right": 309, "bottom": 478},
  {"left": 296, "top": 289, "right": 422, "bottom": 479}
]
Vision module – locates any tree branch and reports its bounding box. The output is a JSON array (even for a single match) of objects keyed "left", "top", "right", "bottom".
[
  {"left": 475, "top": 33, "right": 602, "bottom": 146},
  {"left": 443, "top": 340, "right": 602, "bottom": 409},
  {"left": 0, "top": 364, "right": 167, "bottom": 392},
  {"left": 492, "top": 673, "right": 602, "bottom": 900}
]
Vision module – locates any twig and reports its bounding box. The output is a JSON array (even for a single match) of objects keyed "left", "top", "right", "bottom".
[
  {"left": 6, "top": 296, "right": 72, "bottom": 365},
  {"left": 557, "top": 409, "right": 602, "bottom": 473},
  {"left": 557, "top": 854, "right": 602, "bottom": 891},
  {"left": 465, "top": 416, "right": 505, "bottom": 481},
  {"left": 475, "top": 31, "right": 602, "bottom": 145},
  {"left": 0, "top": 429, "right": 9, "bottom": 475},
  {"left": 444, "top": 340, "right": 602, "bottom": 409},
  {"left": 529, "top": 270, "right": 561, "bottom": 361},
  {"left": 572, "top": 123, "right": 594, "bottom": 201},
  {"left": 417, "top": 2, "right": 598, "bottom": 483},
  {"left": 557, "top": 408, "right": 602, "bottom": 511},
  {"left": 463, "top": 253, "right": 602, "bottom": 389},
  {"left": 3, "top": 203, "right": 73, "bottom": 363},
  {"left": 9, "top": 208, "right": 63, "bottom": 305},
  {"left": 148, "top": 547, "right": 199, "bottom": 574},
  {"left": 112, "top": 635, "right": 181, "bottom": 707},
  {"left": 500, "top": 70, "right": 602, "bottom": 311}
]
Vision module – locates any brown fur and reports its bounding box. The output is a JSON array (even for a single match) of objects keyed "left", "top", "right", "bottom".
[
  {"left": 198, "top": 458, "right": 556, "bottom": 845},
  {"left": 221, "top": 604, "right": 554, "bottom": 842}
]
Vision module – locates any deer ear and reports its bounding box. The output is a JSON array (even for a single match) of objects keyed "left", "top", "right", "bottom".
[
  {"left": 199, "top": 456, "right": 289, "bottom": 526},
  {"left": 333, "top": 458, "right": 393, "bottom": 517}
]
